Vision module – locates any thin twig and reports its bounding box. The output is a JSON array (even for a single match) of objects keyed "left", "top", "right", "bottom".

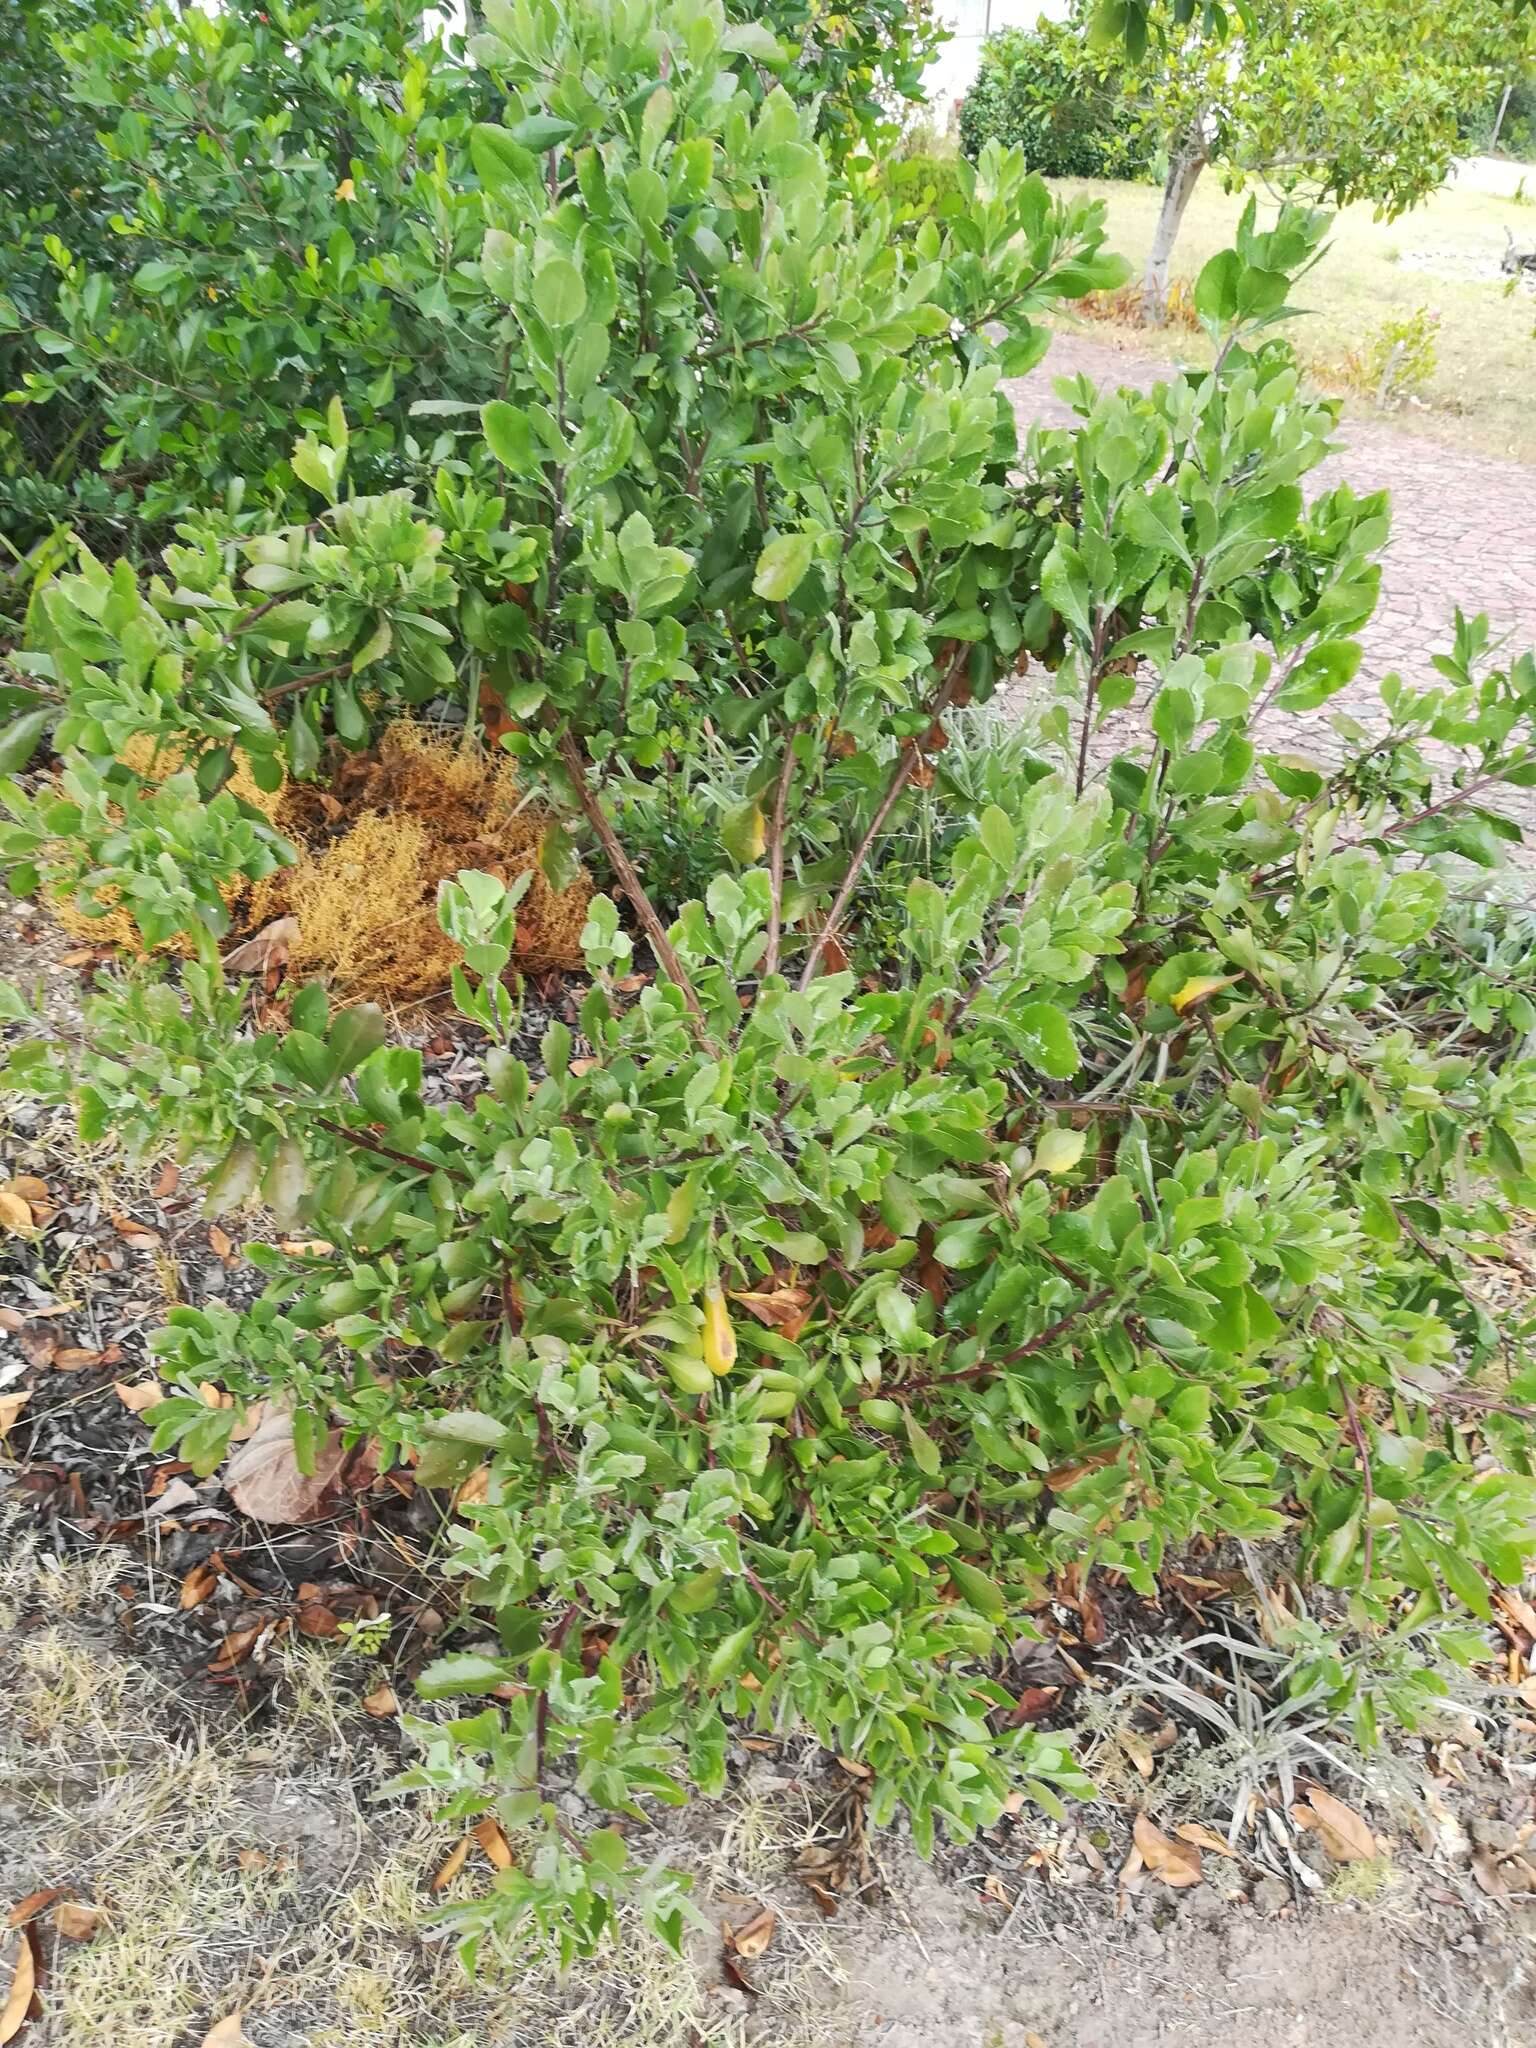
[
  {"left": 311, "top": 1113, "right": 468, "bottom": 1183},
  {"left": 797, "top": 649, "right": 968, "bottom": 992},
  {"left": 549, "top": 720, "right": 713, "bottom": 1037},
  {"left": 534, "top": 1604, "right": 580, "bottom": 1787},
  {"left": 763, "top": 725, "right": 801, "bottom": 982},
  {"left": 1338, "top": 1379, "right": 1376, "bottom": 1589}
]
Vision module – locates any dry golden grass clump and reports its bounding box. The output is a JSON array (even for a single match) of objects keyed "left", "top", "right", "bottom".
[
  {"left": 248, "top": 721, "right": 592, "bottom": 1000},
  {"left": 50, "top": 721, "right": 591, "bottom": 1000}
]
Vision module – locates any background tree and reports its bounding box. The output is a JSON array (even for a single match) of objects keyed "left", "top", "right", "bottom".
[{"left": 1130, "top": 0, "right": 1515, "bottom": 316}]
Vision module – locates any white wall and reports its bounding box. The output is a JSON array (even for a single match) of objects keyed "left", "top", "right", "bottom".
[{"left": 921, "top": 0, "right": 1072, "bottom": 121}]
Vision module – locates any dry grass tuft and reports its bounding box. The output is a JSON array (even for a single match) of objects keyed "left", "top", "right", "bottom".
[
  {"left": 46, "top": 720, "right": 591, "bottom": 1000},
  {"left": 1078, "top": 275, "right": 1201, "bottom": 333},
  {"left": 248, "top": 721, "right": 591, "bottom": 999},
  {"left": 0, "top": 1516, "right": 832, "bottom": 2048}
]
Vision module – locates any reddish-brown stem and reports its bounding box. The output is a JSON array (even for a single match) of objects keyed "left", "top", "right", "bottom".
[
  {"left": 1338, "top": 1379, "right": 1376, "bottom": 1589},
  {"left": 263, "top": 661, "right": 350, "bottom": 705},
  {"left": 797, "top": 650, "right": 968, "bottom": 993},
  {"left": 550, "top": 722, "right": 712, "bottom": 1036},
  {"left": 311, "top": 1113, "right": 468, "bottom": 1183},
  {"left": 534, "top": 1603, "right": 580, "bottom": 1787},
  {"left": 907, "top": 1286, "right": 1114, "bottom": 1396},
  {"left": 763, "top": 725, "right": 800, "bottom": 982}
]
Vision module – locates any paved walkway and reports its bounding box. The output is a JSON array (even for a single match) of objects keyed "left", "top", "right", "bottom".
[{"left": 1004, "top": 332, "right": 1536, "bottom": 837}]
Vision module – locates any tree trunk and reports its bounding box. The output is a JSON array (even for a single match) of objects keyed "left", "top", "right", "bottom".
[
  {"left": 1491, "top": 79, "right": 1515, "bottom": 152},
  {"left": 1143, "top": 131, "right": 1209, "bottom": 322}
]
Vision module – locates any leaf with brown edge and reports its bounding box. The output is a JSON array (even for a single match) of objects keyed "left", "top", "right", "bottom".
[
  {"left": 431, "top": 1837, "right": 471, "bottom": 1893},
  {"left": 472, "top": 1817, "right": 513, "bottom": 1871},
  {"left": 1132, "top": 1813, "right": 1203, "bottom": 1888},
  {"left": 1303, "top": 1783, "right": 1376, "bottom": 1863}
]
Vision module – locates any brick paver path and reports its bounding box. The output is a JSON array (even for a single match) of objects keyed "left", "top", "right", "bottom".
[{"left": 1004, "top": 335, "right": 1536, "bottom": 831}]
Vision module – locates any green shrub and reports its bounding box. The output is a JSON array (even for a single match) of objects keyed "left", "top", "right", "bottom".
[
  {"left": 958, "top": 15, "right": 1154, "bottom": 181},
  {"left": 876, "top": 148, "right": 967, "bottom": 228},
  {"left": 6, "top": 0, "right": 1536, "bottom": 1982},
  {"left": 0, "top": 0, "right": 943, "bottom": 558}
]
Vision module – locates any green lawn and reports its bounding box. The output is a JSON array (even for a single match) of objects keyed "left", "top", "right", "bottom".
[{"left": 1044, "top": 172, "right": 1536, "bottom": 464}]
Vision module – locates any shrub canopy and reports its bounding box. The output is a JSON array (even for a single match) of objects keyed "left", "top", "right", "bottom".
[{"left": 4, "top": 0, "right": 1536, "bottom": 1980}]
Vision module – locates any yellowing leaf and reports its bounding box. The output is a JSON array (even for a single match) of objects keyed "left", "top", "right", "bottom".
[
  {"left": 1032, "top": 1127, "right": 1087, "bottom": 1177},
  {"left": 1170, "top": 973, "right": 1242, "bottom": 1014},
  {"left": 701, "top": 1285, "right": 737, "bottom": 1376},
  {"left": 335, "top": 177, "right": 356, "bottom": 200}
]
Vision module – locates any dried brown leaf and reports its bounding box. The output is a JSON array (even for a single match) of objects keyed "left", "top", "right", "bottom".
[
  {"left": 15, "top": 1330, "right": 55, "bottom": 1371},
  {"left": 51, "top": 1903, "right": 102, "bottom": 1943},
  {"left": 0, "top": 1192, "right": 35, "bottom": 1235},
  {"left": 729, "top": 1287, "right": 812, "bottom": 1331},
  {"left": 4, "top": 1893, "right": 62, "bottom": 1931},
  {"left": 454, "top": 1464, "right": 491, "bottom": 1509},
  {"left": 114, "top": 1380, "right": 166, "bottom": 1415},
  {"left": 152, "top": 1162, "right": 182, "bottom": 1199},
  {"left": 1132, "top": 1813, "right": 1203, "bottom": 1888},
  {"left": 0, "top": 1393, "right": 31, "bottom": 1440},
  {"left": 221, "top": 1406, "right": 352, "bottom": 1526},
  {"left": 431, "top": 1838, "right": 472, "bottom": 1893},
  {"left": 729, "top": 1906, "right": 776, "bottom": 1960},
  {"left": 361, "top": 1684, "right": 399, "bottom": 1720},
  {"left": 1173, "top": 1822, "right": 1238, "bottom": 1859},
  {"left": 208, "top": 1225, "right": 236, "bottom": 1262},
  {"left": 180, "top": 1563, "right": 220, "bottom": 1611},
  {"left": 224, "top": 915, "right": 299, "bottom": 977},
  {"left": 52, "top": 1349, "right": 103, "bottom": 1373},
  {"left": 472, "top": 1818, "right": 514, "bottom": 1872},
  {"left": 1303, "top": 1784, "right": 1376, "bottom": 1864},
  {"left": 0, "top": 1928, "right": 36, "bottom": 2045},
  {"left": 208, "top": 1624, "right": 263, "bottom": 1673},
  {"left": 200, "top": 2017, "right": 252, "bottom": 2048}
]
